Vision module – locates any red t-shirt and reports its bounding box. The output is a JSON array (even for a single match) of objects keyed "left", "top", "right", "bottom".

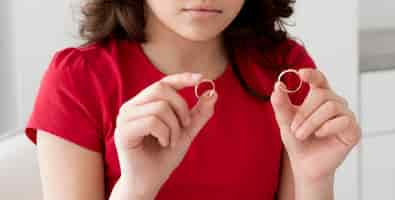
[{"left": 25, "top": 38, "right": 315, "bottom": 200}]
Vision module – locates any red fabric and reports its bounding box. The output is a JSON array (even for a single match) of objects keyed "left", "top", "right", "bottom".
[{"left": 25, "top": 38, "right": 315, "bottom": 200}]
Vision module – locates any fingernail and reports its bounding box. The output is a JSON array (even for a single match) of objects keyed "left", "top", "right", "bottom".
[
  {"left": 275, "top": 81, "right": 285, "bottom": 91},
  {"left": 191, "top": 73, "right": 202, "bottom": 81},
  {"left": 162, "top": 140, "right": 169, "bottom": 147},
  {"left": 274, "top": 82, "right": 280, "bottom": 91},
  {"left": 209, "top": 90, "right": 216, "bottom": 97},
  {"left": 204, "top": 90, "right": 216, "bottom": 99}
]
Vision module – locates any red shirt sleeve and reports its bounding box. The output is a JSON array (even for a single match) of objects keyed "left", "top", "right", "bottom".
[{"left": 25, "top": 48, "right": 104, "bottom": 152}]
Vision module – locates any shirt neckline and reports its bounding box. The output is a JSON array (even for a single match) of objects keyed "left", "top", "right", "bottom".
[{"left": 133, "top": 41, "right": 232, "bottom": 85}]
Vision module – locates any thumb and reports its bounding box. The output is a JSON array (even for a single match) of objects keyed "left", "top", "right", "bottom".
[
  {"left": 271, "top": 81, "right": 296, "bottom": 130},
  {"left": 185, "top": 89, "right": 218, "bottom": 141}
]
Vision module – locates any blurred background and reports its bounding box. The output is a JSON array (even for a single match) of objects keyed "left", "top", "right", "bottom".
[{"left": 0, "top": 0, "right": 394, "bottom": 199}]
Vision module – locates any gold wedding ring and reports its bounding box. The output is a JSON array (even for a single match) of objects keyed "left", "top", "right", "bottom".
[
  {"left": 194, "top": 79, "right": 216, "bottom": 99},
  {"left": 277, "top": 69, "right": 303, "bottom": 93}
]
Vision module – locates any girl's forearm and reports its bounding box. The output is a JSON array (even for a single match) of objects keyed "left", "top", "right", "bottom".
[
  {"left": 109, "top": 176, "right": 157, "bottom": 200},
  {"left": 294, "top": 175, "right": 334, "bottom": 200}
]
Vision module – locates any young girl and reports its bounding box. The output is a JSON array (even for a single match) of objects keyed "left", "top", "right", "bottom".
[{"left": 25, "top": 0, "right": 361, "bottom": 199}]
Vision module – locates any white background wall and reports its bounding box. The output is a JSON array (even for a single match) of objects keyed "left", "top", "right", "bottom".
[
  {"left": 2, "top": 0, "right": 360, "bottom": 199},
  {"left": 360, "top": 0, "right": 395, "bottom": 30},
  {"left": 0, "top": 1, "right": 18, "bottom": 133},
  {"left": 359, "top": 1, "right": 395, "bottom": 199},
  {"left": 10, "top": 0, "right": 81, "bottom": 128},
  {"left": 289, "top": 1, "right": 359, "bottom": 199}
]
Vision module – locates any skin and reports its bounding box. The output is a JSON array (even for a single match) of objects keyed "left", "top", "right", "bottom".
[
  {"left": 37, "top": 0, "right": 361, "bottom": 200},
  {"left": 141, "top": 0, "right": 244, "bottom": 78},
  {"left": 272, "top": 69, "right": 361, "bottom": 200}
]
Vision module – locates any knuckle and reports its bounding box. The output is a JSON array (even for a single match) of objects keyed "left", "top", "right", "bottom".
[
  {"left": 349, "top": 133, "right": 361, "bottom": 146},
  {"left": 343, "top": 116, "right": 353, "bottom": 128},
  {"left": 114, "top": 126, "right": 122, "bottom": 137},
  {"left": 344, "top": 123, "right": 361, "bottom": 146},
  {"left": 309, "top": 116, "right": 320, "bottom": 128},
  {"left": 340, "top": 96, "right": 348, "bottom": 106},
  {"left": 270, "top": 93, "right": 276, "bottom": 103},
  {"left": 147, "top": 116, "right": 160, "bottom": 127},
  {"left": 352, "top": 124, "right": 362, "bottom": 144},
  {"left": 114, "top": 125, "right": 128, "bottom": 144},
  {"left": 270, "top": 94, "right": 282, "bottom": 108},
  {"left": 179, "top": 73, "right": 190, "bottom": 82},
  {"left": 349, "top": 111, "right": 357, "bottom": 121},
  {"left": 318, "top": 125, "right": 329, "bottom": 135},
  {"left": 319, "top": 72, "right": 327, "bottom": 83},
  {"left": 156, "top": 100, "right": 170, "bottom": 113},
  {"left": 325, "top": 101, "right": 339, "bottom": 114},
  {"left": 163, "top": 73, "right": 184, "bottom": 84},
  {"left": 315, "top": 89, "right": 329, "bottom": 101},
  {"left": 154, "top": 81, "right": 167, "bottom": 92},
  {"left": 116, "top": 110, "right": 129, "bottom": 126},
  {"left": 115, "top": 115, "right": 123, "bottom": 127},
  {"left": 316, "top": 69, "right": 326, "bottom": 79},
  {"left": 118, "top": 102, "right": 128, "bottom": 114}
]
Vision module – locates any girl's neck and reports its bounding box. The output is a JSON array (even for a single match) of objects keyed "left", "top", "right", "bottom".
[{"left": 140, "top": 12, "right": 229, "bottom": 80}]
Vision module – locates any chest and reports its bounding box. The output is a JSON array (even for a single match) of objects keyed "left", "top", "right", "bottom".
[{"left": 103, "top": 85, "right": 283, "bottom": 198}]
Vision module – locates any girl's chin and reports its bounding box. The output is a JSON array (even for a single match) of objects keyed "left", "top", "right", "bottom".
[{"left": 175, "top": 30, "right": 223, "bottom": 42}]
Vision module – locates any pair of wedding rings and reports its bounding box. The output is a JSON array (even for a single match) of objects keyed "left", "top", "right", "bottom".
[{"left": 194, "top": 69, "right": 302, "bottom": 99}]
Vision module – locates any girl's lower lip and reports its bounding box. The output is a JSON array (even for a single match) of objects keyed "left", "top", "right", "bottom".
[{"left": 182, "top": 9, "right": 222, "bottom": 17}]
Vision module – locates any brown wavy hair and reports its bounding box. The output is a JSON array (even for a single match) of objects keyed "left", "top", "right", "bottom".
[{"left": 79, "top": 0, "right": 297, "bottom": 101}]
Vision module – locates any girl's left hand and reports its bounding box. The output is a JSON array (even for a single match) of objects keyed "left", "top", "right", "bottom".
[{"left": 271, "top": 68, "right": 361, "bottom": 182}]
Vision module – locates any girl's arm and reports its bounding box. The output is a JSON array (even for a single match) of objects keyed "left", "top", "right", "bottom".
[
  {"left": 277, "top": 150, "right": 334, "bottom": 200},
  {"left": 38, "top": 130, "right": 147, "bottom": 200},
  {"left": 277, "top": 150, "right": 295, "bottom": 200},
  {"left": 37, "top": 130, "right": 106, "bottom": 200}
]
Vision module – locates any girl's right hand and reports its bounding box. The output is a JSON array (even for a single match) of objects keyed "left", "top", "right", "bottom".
[{"left": 113, "top": 72, "right": 218, "bottom": 199}]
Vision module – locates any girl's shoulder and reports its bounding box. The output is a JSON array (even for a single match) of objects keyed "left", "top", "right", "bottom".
[
  {"left": 43, "top": 38, "right": 127, "bottom": 105},
  {"left": 241, "top": 38, "right": 316, "bottom": 68},
  {"left": 51, "top": 39, "right": 116, "bottom": 71},
  {"left": 280, "top": 38, "right": 315, "bottom": 66},
  {"left": 47, "top": 37, "right": 134, "bottom": 86}
]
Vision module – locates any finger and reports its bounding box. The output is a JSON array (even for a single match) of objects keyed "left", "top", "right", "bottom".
[
  {"left": 124, "top": 73, "right": 202, "bottom": 128},
  {"left": 298, "top": 68, "right": 331, "bottom": 89},
  {"left": 290, "top": 88, "right": 348, "bottom": 132},
  {"left": 271, "top": 81, "right": 301, "bottom": 150},
  {"left": 271, "top": 81, "right": 296, "bottom": 129},
  {"left": 317, "top": 114, "right": 361, "bottom": 147},
  {"left": 338, "top": 119, "right": 362, "bottom": 147},
  {"left": 315, "top": 115, "right": 352, "bottom": 138},
  {"left": 117, "top": 100, "right": 181, "bottom": 148},
  {"left": 294, "top": 101, "right": 348, "bottom": 140},
  {"left": 115, "top": 116, "right": 170, "bottom": 149},
  {"left": 143, "top": 116, "right": 171, "bottom": 147},
  {"left": 160, "top": 72, "right": 203, "bottom": 90},
  {"left": 184, "top": 89, "right": 218, "bottom": 142}
]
